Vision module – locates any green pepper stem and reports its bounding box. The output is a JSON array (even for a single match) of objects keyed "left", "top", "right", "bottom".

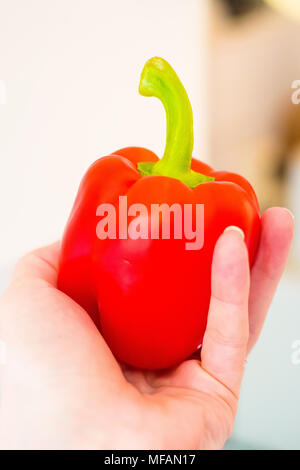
[{"left": 137, "top": 57, "right": 214, "bottom": 188}]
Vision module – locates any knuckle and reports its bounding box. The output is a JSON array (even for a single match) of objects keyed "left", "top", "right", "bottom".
[{"left": 207, "top": 327, "right": 248, "bottom": 351}]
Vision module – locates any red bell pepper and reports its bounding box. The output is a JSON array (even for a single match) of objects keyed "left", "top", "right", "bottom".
[{"left": 58, "top": 57, "right": 261, "bottom": 370}]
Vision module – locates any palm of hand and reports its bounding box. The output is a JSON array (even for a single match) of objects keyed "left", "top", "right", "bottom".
[{"left": 0, "top": 208, "right": 293, "bottom": 449}]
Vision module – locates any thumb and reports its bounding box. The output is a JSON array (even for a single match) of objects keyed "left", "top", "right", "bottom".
[{"left": 201, "top": 226, "right": 250, "bottom": 397}]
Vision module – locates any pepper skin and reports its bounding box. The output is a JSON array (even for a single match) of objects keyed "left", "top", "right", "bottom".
[{"left": 58, "top": 58, "right": 261, "bottom": 370}]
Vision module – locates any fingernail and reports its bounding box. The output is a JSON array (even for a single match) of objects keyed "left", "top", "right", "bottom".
[
  {"left": 282, "top": 208, "right": 295, "bottom": 220},
  {"left": 224, "top": 225, "right": 245, "bottom": 240}
]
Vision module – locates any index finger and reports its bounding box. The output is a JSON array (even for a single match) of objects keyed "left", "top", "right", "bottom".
[{"left": 247, "top": 207, "right": 294, "bottom": 353}]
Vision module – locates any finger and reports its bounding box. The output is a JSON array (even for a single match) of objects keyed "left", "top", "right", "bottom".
[
  {"left": 247, "top": 207, "right": 294, "bottom": 353},
  {"left": 201, "top": 227, "right": 250, "bottom": 396},
  {"left": 11, "top": 241, "right": 60, "bottom": 286}
]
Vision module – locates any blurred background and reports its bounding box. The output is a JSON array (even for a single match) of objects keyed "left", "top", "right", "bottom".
[{"left": 0, "top": 0, "right": 299, "bottom": 449}]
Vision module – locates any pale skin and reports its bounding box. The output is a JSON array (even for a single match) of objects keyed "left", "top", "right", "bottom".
[{"left": 0, "top": 207, "right": 294, "bottom": 450}]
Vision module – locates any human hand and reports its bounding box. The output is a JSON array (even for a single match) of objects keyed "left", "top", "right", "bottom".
[{"left": 0, "top": 207, "right": 293, "bottom": 450}]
